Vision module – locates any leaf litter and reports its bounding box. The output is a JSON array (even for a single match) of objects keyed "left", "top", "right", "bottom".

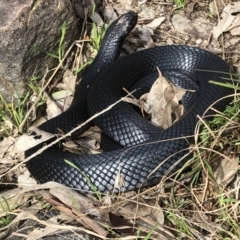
[
  {"left": 213, "top": 2, "right": 240, "bottom": 39},
  {"left": 139, "top": 68, "right": 188, "bottom": 129},
  {"left": 1, "top": 1, "right": 240, "bottom": 239}
]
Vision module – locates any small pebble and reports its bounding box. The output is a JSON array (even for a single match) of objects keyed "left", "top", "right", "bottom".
[
  {"left": 196, "top": 39, "right": 202, "bottom": 45},
  {"left": 166, "top": 38, "right": 173, "bottom": 45}
]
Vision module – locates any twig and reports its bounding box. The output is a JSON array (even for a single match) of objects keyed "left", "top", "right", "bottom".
[{"left": 1, "top": 92, "right": 135, "bottom": 178}]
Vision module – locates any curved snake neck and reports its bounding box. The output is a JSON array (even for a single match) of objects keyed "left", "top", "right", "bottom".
[{"left": 26, "top": 12, "right": 232, "bottom": 193}]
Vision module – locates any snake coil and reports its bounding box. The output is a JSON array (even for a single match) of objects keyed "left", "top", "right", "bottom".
[{"left": 26, "top": 12, "right": 232, "bottom": 193}]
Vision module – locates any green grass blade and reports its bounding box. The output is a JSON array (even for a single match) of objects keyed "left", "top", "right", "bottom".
[
  {"left": 33, "top": 46, "right": 59, "bottom": 59},
  {"left": 59, "top": 21, "right": 67, "bottom": 61}
]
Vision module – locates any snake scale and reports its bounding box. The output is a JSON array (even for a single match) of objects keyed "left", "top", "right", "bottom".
[{"left": 26, "top": 12, "right": 232, "bottom": 193}]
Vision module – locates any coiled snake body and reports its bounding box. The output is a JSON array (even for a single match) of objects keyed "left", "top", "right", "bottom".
[{"left": 26, "top": 12, "right": 232, "bottom": 193}]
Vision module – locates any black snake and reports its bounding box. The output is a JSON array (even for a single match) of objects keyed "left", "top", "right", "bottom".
[{"left": 26, "top": 12, "right": 232, "bottom": 193}]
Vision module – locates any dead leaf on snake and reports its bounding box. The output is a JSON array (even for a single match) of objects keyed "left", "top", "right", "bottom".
[{"left": 140, "top": 68, "right": 187, "bottom": 129}]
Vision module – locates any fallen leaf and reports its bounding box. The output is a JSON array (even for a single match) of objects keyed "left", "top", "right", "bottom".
[
  {"left": 112, "top": 198, "right": 164, "bottom": 224},
  {"left": 49, "top": 187, "right": 100, "bottom": 216},
  {"left": 230, "top": 14, "right": 240, "bottom": 36},
  {"left": 138, "top": 25, "right": 153, "bottom": 42},
  {"left": 80, "top": 126, "right": 101, "bottom": 143},
  {"left": 15, "top": 127, "right": 55, "bottom": 153},
  {"left": 212, "top": 2, "right": 240, "bottom": 39},
  {"left": 62, "top": 125, "right": 101, "bottom": 155},
  {"left": 45, "top": 92, "right": 62, "bottom": 119},
  {"left": 103, "top": 5, "right": 118, "bottom": 22},
  {"left": 91, "top": 11, "right": 104, "bottom": 26},
  {"left": 51, "top": 90, "right": 73, "bottom": 100},
  {"left": 209, "top": 0, "right": 225, "bottom": 16},
  {"left": 140, "top": 69, "right": 186, "bottom": 129},
  {"left": 82, "top": 139, "right": 100, "bottom": 151},
  {"left": 211, "top": 155, "right": 239, "bottom": 186},
  {"left": 185, "top": 2, "right": 196, "bottom": 15},
  {"left": 56, "top": 69, "right": 76, "bottom": 94},
  {"left": 18, "top": 169, "right": 37, "bottom": 187},
  {"left": 0, "top": 137, "right": 15, "bottom": 158},
  {"left": 147, "top": 17, "right": 166, "bottom": 29}
]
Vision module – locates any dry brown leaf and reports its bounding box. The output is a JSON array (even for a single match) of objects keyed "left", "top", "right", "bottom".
[
  {"left": 80, "top": 126, "right": 101, "bottom": 143},
  {"left": 18, "top": 169, "right": 37, "bottom": 187},
  {"left": 49, "top": 187, "right": 100, "bottom": 217},
  {"left": 91, "top": 11, "right": 104, "bottom": 26},
  {"left": 28, "top": 93, "right": 39, "bottom": 123},
  {"left": 15, "top": 127, "right": 55, "bottom": 153},
  {"left": 31, "top": 116, "right": 48, "bottom": 128},
  {"left": 103, "top": 5, "right": 118, "bottom": 22},
  {"left": 138, "top": 218, "right": 174, "bottom": 240},
  {"left": 44, "top": 92, "right": 62, "bottom": 119},
  {"left": 230, "top": 14, "right": 240, "bottom": 36},
  {"left": 0, "top": 182, "right": 67, "bottom": 216},
  {"left": 83, "top": 139, "right": 100, "bottom": 151},
  {"left": 62, "top": 140, "right": 80, "bottom": 150},
  {"left": 20, "top": 181, "right": 67, "bottom": 192},
  {"left": 212, "top": 2, "right": 240, "bottom": 39},
  {"left": 62, "top": 140, "right": 85, "bottom": 155},
  {"left": 62, "top": 138, "right": 100, "bottom": 155},
  {"left": 112, "top": 198, "right": 164, "bottom": 223},
  {"left": 62, "top": 96, "right": 74, "bottom": 111},
  {"left": 138, "top": 25, "right": 153, "bottom": 42},
  {"left": 45, "top": 201, "right": 107, "bottom": 237},
  {"left": 0, "top": 156, "right": 16, "bottom": 165},
  {"left": 0, "top": 137, "right": 15, "bottom": 158},
  {"left": 140, "top": 69, "right": 186, "bottom": 129},
  {"left": 185, "top": 1, "right": 196, "bottom": 15},
  {"left": 56, "top": 69, "right": 76, "bottom": 93},
  {"left": 51, "top": 90, "right": 73, "bottom": 100},
  {"left": 211, "top": 155, "right": 239, "bottom": 186},
  {"left": 49, "top": 70, "right": 76, "bottom": 113},
  {"left": 147, "top": 17, "right": 166, "bottom": 29},
  {"left": 16, "top": 206, "right": 78, "bottom": 240},
  {"left": 209, "top": 0, "right": 225, "bottom": 16},
  {"left": 108, "top": 198, "right": 168, "bottom": 238},
  {"left": 24, "top": 201, "right": 43, "bottom": 215}
]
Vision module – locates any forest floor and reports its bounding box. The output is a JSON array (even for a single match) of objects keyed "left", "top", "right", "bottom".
[{"left": 1, "top": 0, "right": 240, "bottom": 239}]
